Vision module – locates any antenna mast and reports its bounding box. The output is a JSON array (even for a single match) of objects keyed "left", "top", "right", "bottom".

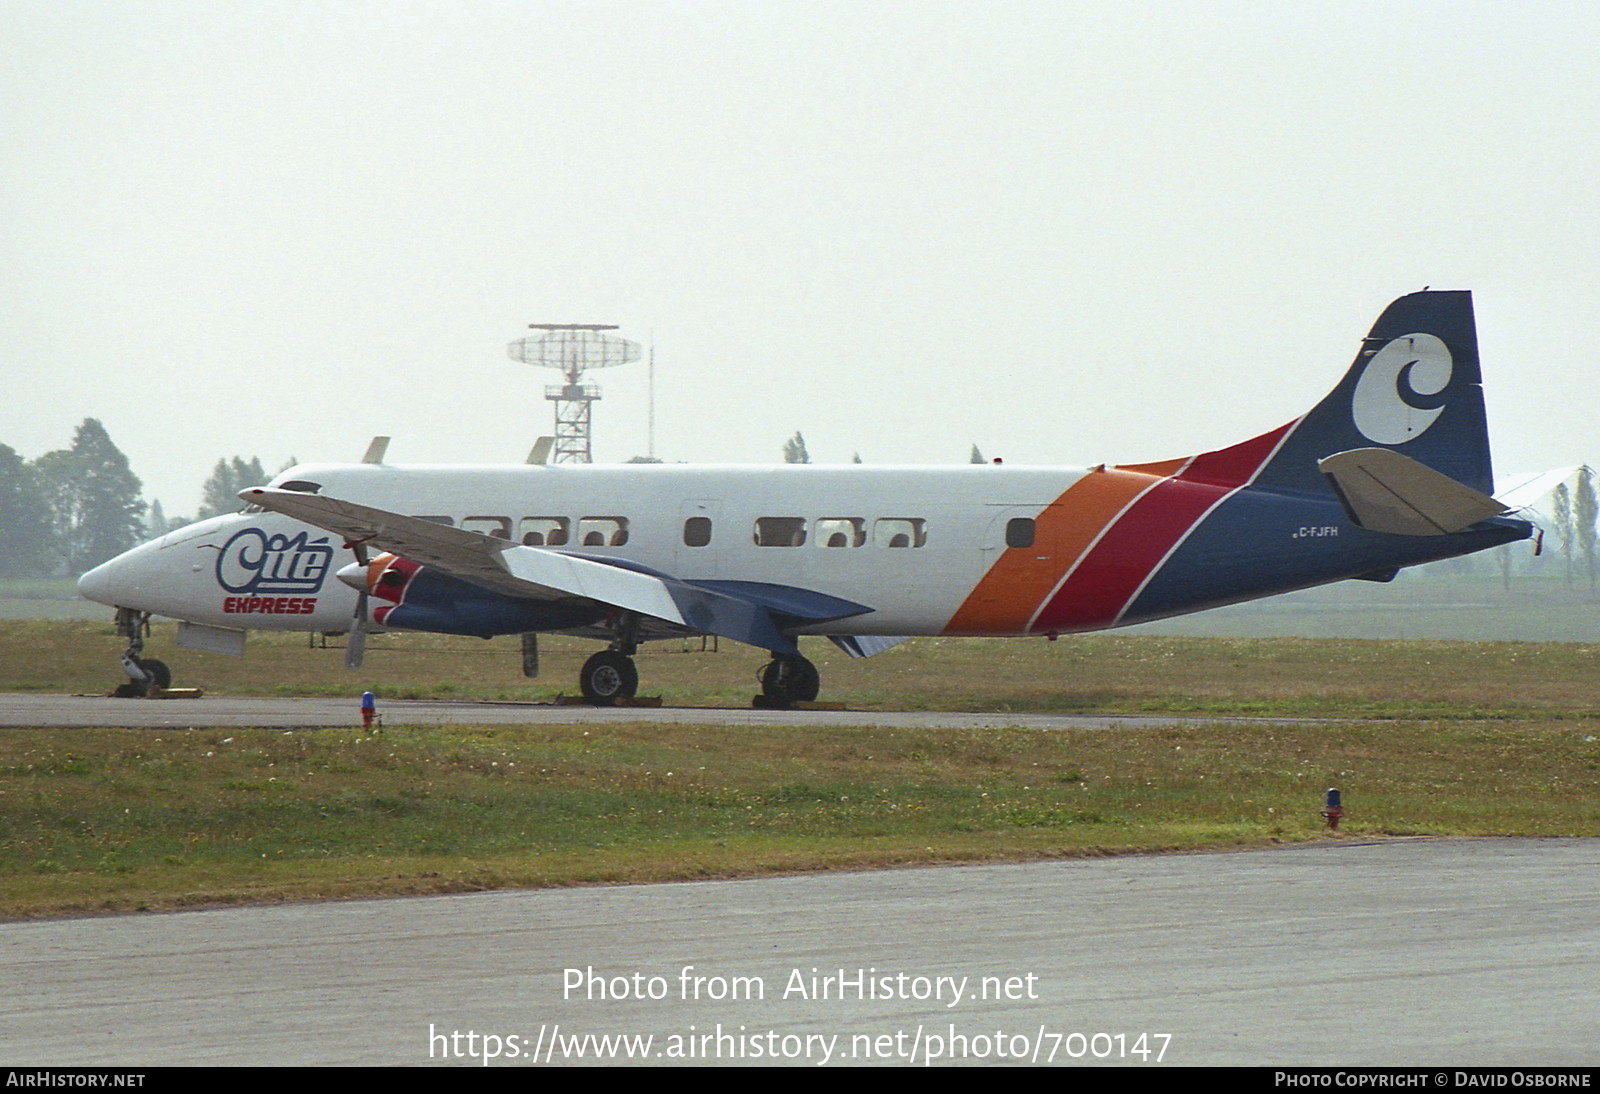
[{"left": 506, "top": 324, "right": 641, "bottom": 463}]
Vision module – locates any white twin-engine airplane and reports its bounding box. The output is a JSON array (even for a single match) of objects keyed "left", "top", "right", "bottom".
[{"left": 80, "top": 291, "right": 1532, "bottom": 706}]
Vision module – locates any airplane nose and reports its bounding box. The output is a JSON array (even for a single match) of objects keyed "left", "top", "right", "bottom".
[
  {"left": 77, "top": 556, "right": 125, "bottom": 606},
  {"left": 336, "top": 561, "right": 367, "bottom": 592}
]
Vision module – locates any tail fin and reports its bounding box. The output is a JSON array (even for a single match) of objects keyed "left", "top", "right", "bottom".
[
  {"left": 1250, "top": 290, "right": 1494, "bottom": 496},
  {"left": 1078, "top": 291, "right": 1521, "bottom": 632}
]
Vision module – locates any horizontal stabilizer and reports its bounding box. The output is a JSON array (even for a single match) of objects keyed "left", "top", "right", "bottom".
[
  {"left": 1318, "top": 448, "right": 1509, "bottom": 536},
  {"left": 241, "top": 487, "right": 871, "bottom": 654}
]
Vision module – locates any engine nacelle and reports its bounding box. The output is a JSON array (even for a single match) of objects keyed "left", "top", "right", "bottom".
[{"left": 341, "top": 554, "right": 606, "bottom": 638}]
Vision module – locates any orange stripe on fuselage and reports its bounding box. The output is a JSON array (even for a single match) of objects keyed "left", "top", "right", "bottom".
[{"left": 942, "top": 466, "right": 1170, "bottom": 635}]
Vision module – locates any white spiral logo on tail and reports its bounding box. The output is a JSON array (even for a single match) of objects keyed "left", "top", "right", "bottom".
[{"left": 1352, "top": 333, "right": 1452, "bottom": 445}]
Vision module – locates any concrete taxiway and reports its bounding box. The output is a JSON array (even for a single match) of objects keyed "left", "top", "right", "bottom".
[
  {"left": 3, "top": 839, "right": 1596, "bottom": 1066},
  {"left": 0, "top": 693, "right": 1307, "bottom": 732}
]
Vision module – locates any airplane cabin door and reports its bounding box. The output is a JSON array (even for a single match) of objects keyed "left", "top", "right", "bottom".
[{"left": 951, "top": 504, "right": 1063, "bottom": 635}]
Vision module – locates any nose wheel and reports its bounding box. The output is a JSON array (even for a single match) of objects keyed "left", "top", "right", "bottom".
[
  {"left": 111, "top": 608, "right": 174, "bottom": 698},
  {"left": 115, "top": 656, "right": 171, "bottom": 698}
]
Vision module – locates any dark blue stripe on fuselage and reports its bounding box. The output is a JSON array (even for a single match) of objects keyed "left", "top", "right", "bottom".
[{"left": 1123, "top": 486, "right": 1531, "bottom": 624}]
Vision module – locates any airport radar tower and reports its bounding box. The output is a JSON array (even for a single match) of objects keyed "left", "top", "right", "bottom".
[{"left": 506, "top": 324, "right": 641, "bottom": 463}]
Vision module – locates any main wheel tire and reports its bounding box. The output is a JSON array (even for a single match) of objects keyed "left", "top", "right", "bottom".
[
  {"left": 580, "top": 650, "right": 638, "bottom": 706},
  {"left": 135, "top": 657, "right": 171, "bottom": 696},
  {"left": 758, "top": 655, "right": 820, "bottom": 707}
]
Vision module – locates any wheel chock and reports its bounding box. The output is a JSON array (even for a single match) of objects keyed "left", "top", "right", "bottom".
[
  {"left": 554, "top": 694, "right": 661, "bottom": 707},
  {"left": 753, "top": 696, "right": 846, "bottom": 710}
]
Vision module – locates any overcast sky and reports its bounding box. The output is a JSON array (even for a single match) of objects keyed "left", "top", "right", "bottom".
[{"left": 4, "top": 1, "right": 1597, "bottom": 516}]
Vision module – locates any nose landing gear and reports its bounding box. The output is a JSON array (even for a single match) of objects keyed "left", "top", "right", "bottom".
[{"left": 109, "top": 608, "right": 179, "bottom": 698}]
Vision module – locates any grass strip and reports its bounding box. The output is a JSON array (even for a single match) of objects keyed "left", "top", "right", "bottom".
[
  {"left": 3, "top": 622, "right": 1599, "bottom": 720},
  {"left": 2, "top": 718, "right": 1596, "bottom": 919}
]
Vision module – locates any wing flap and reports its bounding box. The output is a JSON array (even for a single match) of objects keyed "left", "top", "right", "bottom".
[{"left": 828, "top": 635, "right": 912, "bottom": 659}]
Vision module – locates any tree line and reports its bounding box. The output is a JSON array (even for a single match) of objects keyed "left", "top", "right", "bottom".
[
  {"left": 0, "top": 419, "right": 279, "bottom": 579},
  {"left": 1549, "top": 468, "right": 1600, "bottom": 592}
]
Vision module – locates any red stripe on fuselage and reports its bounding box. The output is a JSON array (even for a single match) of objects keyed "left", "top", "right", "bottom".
[{"left": 1031, "top": 423, "right": 1292, "bottom": 632}]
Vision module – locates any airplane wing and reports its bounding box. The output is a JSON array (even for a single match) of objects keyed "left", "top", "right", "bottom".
[
  {"left": 1318, "top": 448, "right": 1510, "bottom": 536},
  {"left": 240, "top": 487, "right": 871, "bottom": 655}
]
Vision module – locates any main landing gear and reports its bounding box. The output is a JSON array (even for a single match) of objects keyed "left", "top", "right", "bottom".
[
  {"left": 754, "top": 653, "right": 820, "bottom": 709},
  {"left": 573, "top": 612, "right": 825, "bottom": 710},
  {"left": 579, "top": 649, "right": 639, "bottom": 705},
  {"left": 111, "top": 608, "right": 172, "bottom": 698},
  {"left": 579, "top": 610, "right": 641, "bottom": 706}
]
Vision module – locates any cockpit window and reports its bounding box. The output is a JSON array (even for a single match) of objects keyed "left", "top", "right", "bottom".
[{"left": 243, "top": 479, "right": 318, "bottom": 515}]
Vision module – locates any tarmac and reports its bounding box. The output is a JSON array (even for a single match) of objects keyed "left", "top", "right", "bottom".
[
  {"left": 0, "top": 693, "right": 1310, "bottom": 732},
  {"left": 2, "top": 839, "right": 1595, "bottom": 1066}
]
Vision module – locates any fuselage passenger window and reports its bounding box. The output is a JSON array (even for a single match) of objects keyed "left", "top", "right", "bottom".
[
  {"left": 463, "top": 516, "right": 512, "bottom": 539},
  {"left": 755, "top": 517, "right": 807, "bottom": 546},
  {"left": 814, "top": 517, "right": 865, "bottom": 547},
  {"left": 578, "top": 516, "right": 629, "bottom": 547},
  {"left": 683, "top": 516, "right": 713, "bottom": 547},
  {"left": 1005, "top": 517, "right": 1035, "bottom": 549},
  {"left": 519, "top": 516, "right": 570, "bottom": 546},
  {"left": 874, "top": 518, "right": 926, "bottom": 548}
]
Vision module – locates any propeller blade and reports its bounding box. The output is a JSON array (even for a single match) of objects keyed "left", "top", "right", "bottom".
[
  {"left": 343, "top": 538, "right": 372, "bottom": 671},
  {"left": 344, "top": 592, "right": 368, "bottom": 671}
]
